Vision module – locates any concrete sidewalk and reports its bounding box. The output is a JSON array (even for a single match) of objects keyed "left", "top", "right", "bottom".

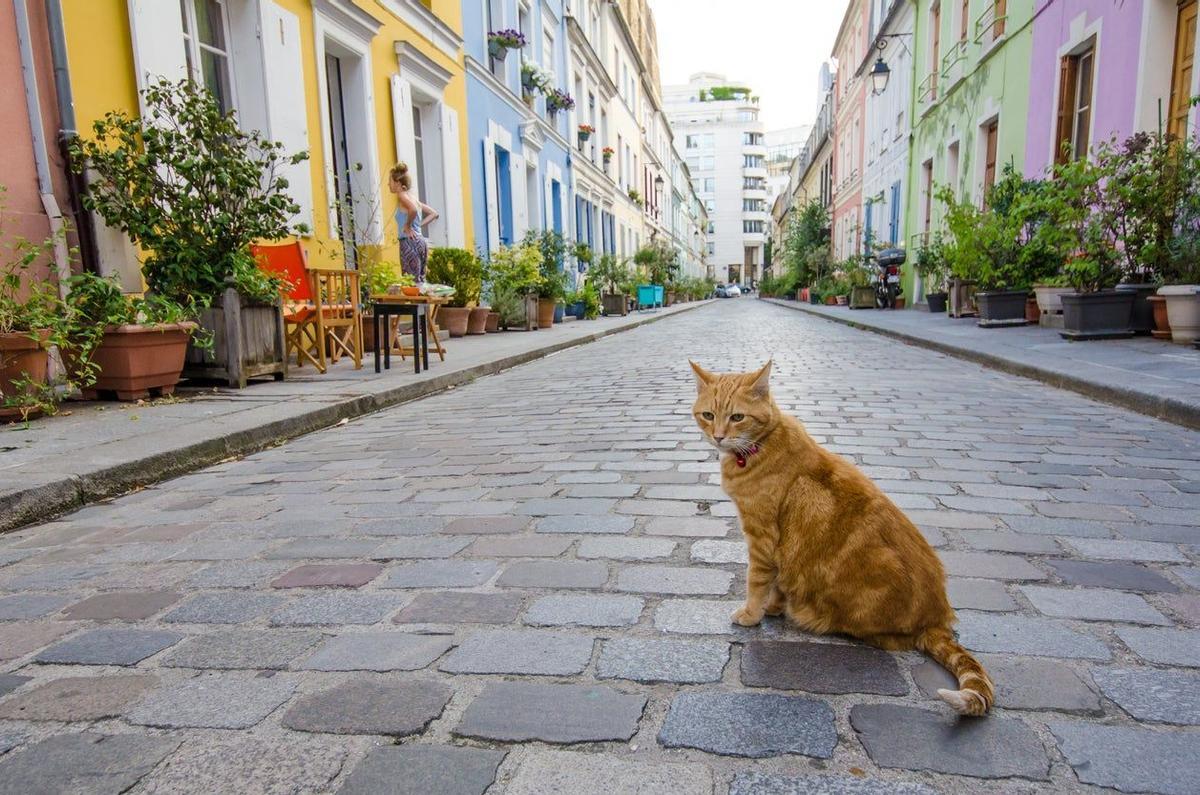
[
  {"left": 764, "top": 298, "right": 1200, "bottom": 430},
  {"left": 0, "top": 302, "right": 707, "bottom": 532}
]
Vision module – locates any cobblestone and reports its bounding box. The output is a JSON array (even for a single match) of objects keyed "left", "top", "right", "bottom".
[{"left": 2, "top": 301, "right": 1199, "bottom": 792}]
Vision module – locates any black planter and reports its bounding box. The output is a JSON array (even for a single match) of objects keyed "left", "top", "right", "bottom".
[
  {"left": 926, "top": 292, "right": 948, "bottom": 314},
  {"left": 1115, "top": 283, "right": 1157, "bottom": 335},
  {"left": 975, "top": 290, "right": 1029, "bottom": 328},
  {"left": 1060, "top": 291, "right": 1135, "bottom": 341}
]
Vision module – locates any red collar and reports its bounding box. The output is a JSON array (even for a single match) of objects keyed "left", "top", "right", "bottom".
[{"left": 734, "top": 444, "right": 760, "bottom": 468}]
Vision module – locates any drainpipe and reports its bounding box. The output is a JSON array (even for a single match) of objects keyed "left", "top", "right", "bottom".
[{"left": 13, "top": 0, "right": 73, "bottom": 298}]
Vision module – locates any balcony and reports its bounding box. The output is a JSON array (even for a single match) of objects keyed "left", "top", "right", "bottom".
[
  {"left": 743, "top": 187, "right": 769, "bottom": 200},
  {"left": 742, "top": 166, "right": 768, "bottom": 179},
  {"left": 973, "top": 1, "right": 1007, "bottom": 47},
  {"left": 742, "top": 143, "right": 768, "bottom": 157},
  {"left": 941, "top": 39, "right": 968, "bottom": 85},
  {"left": 917, "top": 72, "right": 938, "bottom": 106}
]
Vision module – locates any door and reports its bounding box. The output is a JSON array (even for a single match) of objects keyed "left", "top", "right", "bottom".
[
  {"left": 325, "top": 53, "right": 355, "bottom": 267},
  {"left": 1170, "top": 0, "right": 1198, "bottom": 142},
  {"left": 982, "top": 120, "right": 999, "bottom": 200}
]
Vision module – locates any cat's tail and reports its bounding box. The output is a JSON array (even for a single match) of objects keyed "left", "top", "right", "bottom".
[{"left": 917, "top": 626, "right": 994, "bottom": 716}]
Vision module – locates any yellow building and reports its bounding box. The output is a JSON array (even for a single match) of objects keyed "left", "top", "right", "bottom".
[{"left": 61, "top": 0, "right": 472, "bottom": 280}]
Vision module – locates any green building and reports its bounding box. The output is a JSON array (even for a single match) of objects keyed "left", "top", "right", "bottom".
[{"left": 903, "top": 0, "right": 1032, "bottom": 303}]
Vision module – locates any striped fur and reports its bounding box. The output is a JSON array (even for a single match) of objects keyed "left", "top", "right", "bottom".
[{"left": 690, "top": 359, "right": 993, "bottom": 716}]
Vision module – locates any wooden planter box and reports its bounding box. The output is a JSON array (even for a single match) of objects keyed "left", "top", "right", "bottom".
[
  {"left": 948, "top": 279, "right": 978, "bottom": 318},
  {"left": 183, "top": 287, "right": 287, "bottom": 388},
  {"left": 849, "top": 286, "right": 875, "bottom": 309},
  {"left": 603, "top": 293, "right": 628, "bottom": 316}
]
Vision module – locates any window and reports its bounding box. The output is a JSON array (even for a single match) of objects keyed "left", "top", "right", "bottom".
[
  {"left": 929, "top": 3, "right": 940, "bottom": 100},
  {"left": 947, "top": 140, "right": 960, "bottom": 194},
  {"left": 959, "top": 0, "right": 969, "bottom": 41},
  {"left": 487, "top": 0, "right": 505, "bottom": 78},
  {"left": 700, "top": 156, "right": 715, "bottom": 170},
  {"left": 703, "top": 178, "right": 715, "bottom": 193},
  {"left": 411, "top": 105, "right": 427, "bottom": 196},
  {"left": 743, "top": 155, "right": 763, "bottom": 168},
  {"left": 743, "top": 221, "right": 764, "bottom": 233},
  {"left": 707, "top": 221, "right": 715, "bottom": 234},
  {"left": 742, "top": 132, "right": 763, "bottom": 145},
  {"left": 542, "top": 25, "right": 555, "bottom": 73},
  {"left": 180, "top": 0, "right": 234, "bottom": 113},
  {"left": 687, "top": 134, "right": 700, "bottom": 149},
  {"left": 993, "top": 0, "right": 1006, "bottom": 38},
  {"left": 921, "top": 158, "right": 933, "bottom": 235},
  {"left": 705, "top": 199, "right": 715, "bottom": 212},
  {"left": 707, "top": 241, "right": 715, "bottom": 256},
  {"left": 743, "top": 199, "right": 764, "bottom": 212},
  {"left": 1169, "top": 1, "right": 1198, "bottom": 142},
  {"left": 982, "top": 119, "right": 999, "bottom": 198},
  {"left": 1055, "top": 41, "right": 1095, "bottom": 163}
]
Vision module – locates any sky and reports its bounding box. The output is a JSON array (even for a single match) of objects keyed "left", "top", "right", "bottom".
[{"left": 647, "top": 0, "right": 851, "bottom": 131}]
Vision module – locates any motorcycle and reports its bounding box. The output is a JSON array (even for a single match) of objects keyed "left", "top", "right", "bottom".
[{"left": 871, "top": 247, "right": 906, "bottom": 309}]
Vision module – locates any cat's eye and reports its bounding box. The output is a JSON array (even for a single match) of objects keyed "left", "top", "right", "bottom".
[
  {"left": 730, "top": 413, "right": 745, "bottom": 422},
  {"left": 701, "top": 411, "right": 714, "bottom": 420}
]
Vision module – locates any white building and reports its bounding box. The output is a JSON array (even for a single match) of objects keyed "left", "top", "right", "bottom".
[
  {"left": 862, "top": 0, "right": 914, "bottom": 256},
  {"left": 664, "top": 73, "right": 767, "bottom": 286},
  {"left": 765, "top": 125, "right": 812, "bottom": 202}
]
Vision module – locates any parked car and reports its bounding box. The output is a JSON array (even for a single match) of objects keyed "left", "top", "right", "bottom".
[
  {"left": 715, "top": 284, "right": 732, "bottom": 298},
  {"left": 725, "top": 284, "right": 741, "bottom": 297}
]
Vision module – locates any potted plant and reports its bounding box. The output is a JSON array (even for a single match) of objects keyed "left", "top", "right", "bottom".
[
  {"left": 578, "top": 124, "right": 595, "bottom": 143},
  {"left": 71, "top": 79, "right": 300, "bottom": 388},
  {"left": 358, "top": 255, "right": 414, "bottom": 350},
  {"left": 545, "top": 88, "right": 575, "bottom": 119},
  {"left": 628, "top": 188, "right": 644, "bottom": 207},
  {"left": 845, "top": 258, "right": 874, "bottom": 309},
  {"left": 1035, "top": 151, "right": 1133, "bottom": 340},
  {"left": 580, "top": 281, "right": 601, "bottom": 319},
  {"left": 524, "top": 230, "right": 568, "bottom": 328},
  {"left": 592, "top": 254, "right": 629, "bottom": 316},
  {"left": 520, "top": 61, "right": 551, "bottom": 104},
  {"left": 485, "top": 241, "right": 543, "bottom": 331},
  {"left": 426, "top": 247, "right": 482, "bottom": 337},
  {"left": 0, "top": 210, "right": 65, "bottom": 423},
  {"left": 487, "top": 29, "right": 526, "bottom": 61},
  {"left": 914, "top": 234, "right": 949, "bottom": 313},
  {"left": 1152, "top": 135, "right": 1200, "bottom": 344},
  {"left": 64, "top": 273, "right": 200, "bottom": 400},
  {"left": 602, "top": 146, "right": 615, "bottom": 166}
]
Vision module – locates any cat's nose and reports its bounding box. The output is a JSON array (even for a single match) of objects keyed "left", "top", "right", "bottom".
[{"left": 713, "top": 436, "right": 725, "bottom": 443}]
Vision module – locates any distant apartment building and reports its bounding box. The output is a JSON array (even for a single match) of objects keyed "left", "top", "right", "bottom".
[
  {"left": 765, "top": 125, "right": 812, "bottom": 202},
  {"left": 664, "top": 72, "right": 767, "bottom": 285}
]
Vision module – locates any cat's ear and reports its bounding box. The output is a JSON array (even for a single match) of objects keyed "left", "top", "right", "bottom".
[
  {"left": 746, "top": 359, "right": 772, "bottom": 398},
  {"left": 689, "top": 360, "right": 714, "bottom": 389}
]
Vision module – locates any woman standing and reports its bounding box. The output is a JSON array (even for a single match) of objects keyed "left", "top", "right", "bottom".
[{"left": 389, "top": 162, "right": 440, "bottom": 282}]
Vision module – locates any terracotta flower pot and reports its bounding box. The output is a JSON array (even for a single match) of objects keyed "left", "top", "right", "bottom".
[
  {"left": 537, "top": 298, "right": 556, "bottom": 328},
  {"left": 1024, "top": 296, "right": 1039, "bottom": 324},
  {"left": 467, "top": 307, "right": 490, "bottom": 335},
  {"left": 893, "top": 297, "right": 906, "bottom": 310},
  {"left": 1148, "top": 295, "right": 1171, "bottom": 340},
  {"left": 440, "top": 306, "right": 471, "bottom": 337},
  {"left": 824, "top": 295, "right": 838, "bottom": 305},
  {"left": 485, "top": 311, "right": 500, "bottom": 332},
  {"left": 80, "top": 323, "right": 196, "bottom": 401},
  {"left": 0, "top": 330, "right": 50, "bottom": 421}
]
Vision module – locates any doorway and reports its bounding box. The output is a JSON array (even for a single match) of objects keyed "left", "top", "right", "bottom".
[{"left": 325, "top": 53, "right": 356, "bottom": 268}]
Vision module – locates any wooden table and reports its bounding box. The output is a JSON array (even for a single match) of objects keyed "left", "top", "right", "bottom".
[{"left": 370, "top": 293, "right": 449, "bottom": 363}]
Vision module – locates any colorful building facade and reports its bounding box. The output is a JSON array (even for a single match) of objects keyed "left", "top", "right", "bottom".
[
  {"left": 59, "top": 0, "right": 472, "bottom": 278},
  {"left": 831, "top": 0, "right": 869, "bottom": 261}
]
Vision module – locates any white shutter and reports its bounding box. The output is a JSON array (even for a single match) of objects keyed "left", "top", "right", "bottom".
[
  {"left": 511, "top": 154, "right": 528, "bottom": 239},
  {"left": 439, "top": 104, "right": 466, "bottom": 248},
  {"left": 390, "top": 75, "right": 417, "bottom": 195},
  {"left": 483, "top": 138, "right": 500, "bottom": 253},
  {"left": 260, "top": 1, "right": 312, "bottom": 233},
  {"left": 127, "top": 0, "right": 187, "bottom": 113}
]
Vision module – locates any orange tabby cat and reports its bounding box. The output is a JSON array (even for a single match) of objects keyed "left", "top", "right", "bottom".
[{"left": 690, "top": 359, "right": 993, "bottom": 716}]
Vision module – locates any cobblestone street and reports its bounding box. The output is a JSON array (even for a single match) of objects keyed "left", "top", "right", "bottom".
[{"left": 1, "top": 298, "right": 1198, "bottom": 794}]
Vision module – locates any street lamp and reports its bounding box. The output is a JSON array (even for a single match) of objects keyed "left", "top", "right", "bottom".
[{"left": 869, "top": 57, "right": 890, "bottom": 95}]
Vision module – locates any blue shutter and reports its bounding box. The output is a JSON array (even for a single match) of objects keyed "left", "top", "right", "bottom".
[{"left": 889, "top": 181, "right": 901, "bottom": 246}]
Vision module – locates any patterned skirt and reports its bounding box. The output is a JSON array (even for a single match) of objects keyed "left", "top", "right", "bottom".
[{"left": 399, "top": 234, "right": 428, "bottom": 283}]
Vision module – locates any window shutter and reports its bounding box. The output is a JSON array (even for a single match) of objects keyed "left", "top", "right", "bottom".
[
  {"left": 390, "top": 76, "right": 418, "bottom": 197},
  {"left": 438, "top": 104, "right": 466, "bottom": 247},
  {"left": 511, "top": 154, "right": 529, "bottom": 239},
  {"left": 483, "top": 139, "right": 500, "bottom": 253},
  {"left": 126, "top": 0, "right": 188, "bottom": 113},
  {"left": 544, "top": 173, "right": 554, "bottom": 237},
  {"left": 1055, "top": 56, "right": 1077, "bottom": 165},
  {"left": 260, "top": 1, "right": 312, "bottom": 233}
]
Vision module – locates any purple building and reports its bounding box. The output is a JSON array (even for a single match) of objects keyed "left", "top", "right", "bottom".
[{"left": 1026, "top": 0, "right": 1197, "bottom": 176}]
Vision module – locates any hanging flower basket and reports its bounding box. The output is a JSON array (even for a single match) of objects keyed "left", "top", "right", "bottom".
[
  {"left": 488, "top": 29, "right": 526, "bottom": 61},
  {"left": 521, "top": 61, "right": 552, "bottom": 98},
  {"left": 546, "top": 88, "right": 575, "bottom": 114},
  {"left": 602, "top": 146, "right": 614, "bottom": 164},
  {"left": 578, "top": 124, "right": 595, "bottom": 142}
]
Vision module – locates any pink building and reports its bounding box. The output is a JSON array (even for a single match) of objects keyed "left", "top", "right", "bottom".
[
  {"left": 0, "top": 1, "right": 79, "bottom": 296},
  {"left": 831, "top": 0, "right": 870, "bottom": 261},
  {"left": 1026, "top": 0, "right": 1198, "bottom": 176}
]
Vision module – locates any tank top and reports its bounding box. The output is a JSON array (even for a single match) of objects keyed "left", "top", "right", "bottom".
[{"left": 396, "top": 205, "right": 423, "bottom": 238}]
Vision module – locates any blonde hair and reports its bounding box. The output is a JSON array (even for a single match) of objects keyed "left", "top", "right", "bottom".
[{"left": 389, "top": 162, "right": 411, "bottom": 190}]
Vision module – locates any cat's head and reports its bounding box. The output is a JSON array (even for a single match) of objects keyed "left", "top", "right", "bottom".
[{"left": 689, "top": 360, "right": 777, "bottom": 454}]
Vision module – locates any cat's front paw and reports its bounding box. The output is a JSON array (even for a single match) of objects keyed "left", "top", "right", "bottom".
[{"left": 731, "top": 605, "right": 764, "bottom": 627}]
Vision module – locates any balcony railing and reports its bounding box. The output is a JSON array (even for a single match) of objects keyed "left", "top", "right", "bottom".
[
  {"left": 973, "top": 1, "right": 1007, "bottom": 45},
  {"left": 917, "top": 72, "right": 938, "bottom": 105},
  {"left": 910, "top": 231, "right": 930, "bottom": 251},
  {"left": 941, "top": 39, "right": 968, "bottom": 80}
]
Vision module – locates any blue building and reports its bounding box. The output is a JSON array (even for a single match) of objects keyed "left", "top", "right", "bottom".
[{"left": 463, "top": 1, "right": 573, "bottom": 258}]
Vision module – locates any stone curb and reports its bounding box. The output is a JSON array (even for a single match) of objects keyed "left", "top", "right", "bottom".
[
  {"left": 763, "top": 298, "right": 1200, "bottom": 432},
  {"left": 1, "top": 302, "right": 708, "bottom": 534}
]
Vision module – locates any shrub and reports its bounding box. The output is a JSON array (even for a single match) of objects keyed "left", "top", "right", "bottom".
[
  {"left": 69, "top": 79, "right": 305, "bottom": 305},
  {"left": 589, "top": 254, "right": 629, "bottom": 295},
  {"left": 426, "top": 248, "right": 482, "bottom": 308},
  {"left": 485, "top": 242, "right": 542, "bottom": 326}
]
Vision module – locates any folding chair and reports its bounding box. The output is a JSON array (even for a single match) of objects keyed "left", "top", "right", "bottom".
[
  {"left": 308, "top": 266, "right": 363, "bottom": 370},
  {"left": 252, "top": 242, "right": 324, "bottom": 372}
]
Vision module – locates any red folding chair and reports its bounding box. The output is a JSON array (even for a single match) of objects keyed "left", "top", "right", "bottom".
[{"left": 252, "top": 242, "right": 325, "bottom": 372}]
